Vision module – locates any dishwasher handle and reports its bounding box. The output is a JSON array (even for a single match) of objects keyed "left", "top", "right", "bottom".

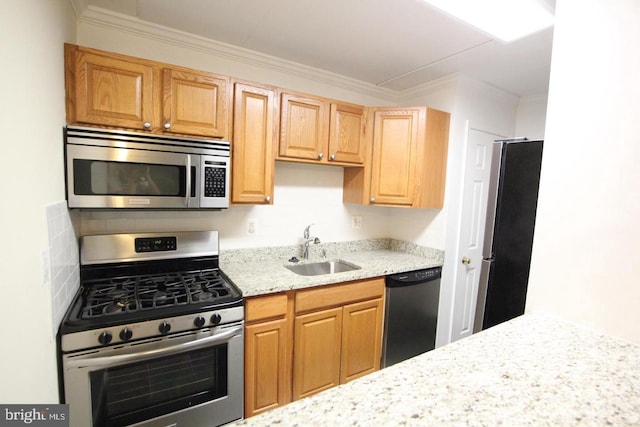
[{"left": 386, "top": 267, "right": 442, "bottom": 287}]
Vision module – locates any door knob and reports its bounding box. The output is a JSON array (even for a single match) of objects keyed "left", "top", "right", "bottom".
[{"left": 461, "top": 256, "right": 471, "bottom": 265}]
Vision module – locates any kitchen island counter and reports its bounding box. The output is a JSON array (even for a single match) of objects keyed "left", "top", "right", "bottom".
[
  {"left": 230, "top": 313, "right": 640, "bottom": 426},
  {"left": 221, "top": 238, "right": 443, "bottom": 297}
]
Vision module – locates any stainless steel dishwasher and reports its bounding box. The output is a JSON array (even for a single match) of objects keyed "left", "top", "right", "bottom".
[{"left": 381, "top": 267, "right": 441, "bottom": 368}]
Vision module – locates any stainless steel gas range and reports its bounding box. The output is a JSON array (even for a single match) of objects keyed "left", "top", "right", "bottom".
[{"left": 58, "top": 231, "right": 244, "bottom": 427}]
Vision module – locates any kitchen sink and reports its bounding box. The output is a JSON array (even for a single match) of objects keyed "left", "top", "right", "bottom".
[{"left": 285, "top": 260, "right": 361, "bottom": 276}]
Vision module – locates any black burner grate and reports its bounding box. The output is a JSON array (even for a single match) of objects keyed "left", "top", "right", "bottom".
[{"left": 80, "top": 270, "right": 234, "bottom": 320}]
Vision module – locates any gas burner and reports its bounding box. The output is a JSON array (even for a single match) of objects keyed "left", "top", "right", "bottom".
[
  {"left": 192, "top": 291, "right": 213, "bottom": 302},
  {"left": 153, "top": 291, "right": 171, "bottom": 306},
  {"left": 103, "top": 300, "right": 135, "bottom": 315}
]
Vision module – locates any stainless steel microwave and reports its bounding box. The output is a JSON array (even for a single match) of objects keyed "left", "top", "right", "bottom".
[{"left": 64, "top": 126, "right": 230, "bottom": 209}]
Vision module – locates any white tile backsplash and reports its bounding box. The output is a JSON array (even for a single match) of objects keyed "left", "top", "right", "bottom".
[{"left": 46, "top": 201, "right": 79, "bottom": 333}]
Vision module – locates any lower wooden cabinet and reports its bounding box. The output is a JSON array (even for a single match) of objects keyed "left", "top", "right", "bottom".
[
  {"left": 244, "top": 293, "right": 293, "bottom": 418},
  {"left": 244, "top": 278, "right": 385, "bottom": 417},
  {"left": 340, "top": 298, "right": 383, "bottom": 383},
  {"left": 292, "top": 277, "right": 385, "bottom": 400},
  {"left": 293, "top": 307, "right": 343, "bottom": 399}
]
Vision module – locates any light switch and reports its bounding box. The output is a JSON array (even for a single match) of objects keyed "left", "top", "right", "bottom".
[{"left": 247, "top": 219, "right": 257, "bottom": 235}]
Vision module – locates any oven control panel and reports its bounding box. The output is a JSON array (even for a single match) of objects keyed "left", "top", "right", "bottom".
[
  {"left": 135, "top": 236, "right": 177, "bottom": 253},
  {"left": 60, "top": 306, "right": 244, "bottom": 352}
]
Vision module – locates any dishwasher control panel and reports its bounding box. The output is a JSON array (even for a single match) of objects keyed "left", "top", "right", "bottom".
[{"left": 386, "top": 267, "right": 442, "bottom": 286}]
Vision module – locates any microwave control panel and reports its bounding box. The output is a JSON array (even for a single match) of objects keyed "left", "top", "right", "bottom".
[{"left": 204, "top": 165, "right": 226, "bottom": 198}]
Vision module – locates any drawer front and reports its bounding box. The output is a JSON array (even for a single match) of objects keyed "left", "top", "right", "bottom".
[
  {"left": 295, "top": 277, "right": 384, "bottom": 314},
  {"left": 245, "top": 293, "right": 289, "bottom": 323}
]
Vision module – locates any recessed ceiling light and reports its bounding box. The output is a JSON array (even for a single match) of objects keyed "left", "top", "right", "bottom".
[{"left": 422, "top": 0, "right": 554, "bottom": 42}]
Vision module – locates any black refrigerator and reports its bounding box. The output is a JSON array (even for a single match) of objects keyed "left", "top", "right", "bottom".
[{"left": 473, "top": 138, "right": 544, "bottom": 332}]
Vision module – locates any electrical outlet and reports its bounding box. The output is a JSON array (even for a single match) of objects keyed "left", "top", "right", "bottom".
[
  {"left": 247, "top": 219, "right": 257, "bottom": 235},
  {"left": 351, "top": 215, "right": 362, "bottom": 230}
]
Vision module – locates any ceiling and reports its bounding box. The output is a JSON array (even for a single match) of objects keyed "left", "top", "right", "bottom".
[{"left": 83, "top": 0, "right": 555, "bottom": 97}]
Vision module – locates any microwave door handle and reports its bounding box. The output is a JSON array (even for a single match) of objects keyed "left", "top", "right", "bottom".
[
  {"left": 185, "top": 155, "right": 192, "bottom": 208},
  {"left": 66, "top": 326, "right": 242, "bottom": 369}
]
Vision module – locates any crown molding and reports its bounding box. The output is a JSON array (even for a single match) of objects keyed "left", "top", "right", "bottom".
[
  {"left": 397, "top": 73, "right": 462, "bottom": 100},
  {"left": 77, "top": 6, "right": 401, "bottom": 103},
  {"left": 69, "top": 0, "right": 86, "bottom": 19}
]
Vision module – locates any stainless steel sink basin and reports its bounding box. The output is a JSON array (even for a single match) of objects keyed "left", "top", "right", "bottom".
[{"left": 285, "top": 260, "right": 361, "bottom": 276}]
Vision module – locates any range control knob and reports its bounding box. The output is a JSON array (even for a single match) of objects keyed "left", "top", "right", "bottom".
[
  {"left": 119, "top": 328, "right": 133, "bottom": 342},
  {"left": 210, "top": 313, "right": 222, "bottom": 326},
  {"left": 194, "top": 316, "right": 206, "bottom": 328},
  {"left": 98, "top": 331, "right": 112, "bottom": 346},
  {"left": 159, "top": 321, "right": 171, "bottom": 335}
]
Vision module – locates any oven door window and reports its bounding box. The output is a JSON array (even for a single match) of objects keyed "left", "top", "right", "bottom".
[
  {"left": 73, "top": 159, "right": 196, "bottom": 197},
  {"left": 89, "top": 345, "right": 227, "bottom": 427}
]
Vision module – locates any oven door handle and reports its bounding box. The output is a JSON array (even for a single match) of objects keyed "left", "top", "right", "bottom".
[{"left": 67, "top": 326, "right": 242, "bottom": 369}]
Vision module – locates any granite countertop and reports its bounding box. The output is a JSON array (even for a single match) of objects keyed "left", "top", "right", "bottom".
[
  {"left": 220, "top": 238, "right": 444, "bottom": 297},
  {"left": 230, "top": 313, "right": 640, "bottom": 426}
]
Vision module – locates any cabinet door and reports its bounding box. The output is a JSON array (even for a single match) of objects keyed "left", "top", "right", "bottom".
[
  {"left": 244, "top": 318, "right": 290, "bottom": 417},
  {"left": 293, "top": 307, "right": 342, "bottom": 400},
  {"left": 341, "top": 298, "right": 383, "bottom": 383},
  {"left": 232, "top": 83, "right": 276, "bottom": 204},
  {"left": 162, "top": 68, "right": 230, "bottom": 138},
  {"left": 279, "top": 93, "right": 329, "bottom": 161},
  {"left": 68, "top": 46, "right": 155, "bottom": 130},
  {"left": 369, "top": 108, "right": 424, "bottom": 206},
  {"left": 328, "top": 103, "right": 366, "bottom": 164}
]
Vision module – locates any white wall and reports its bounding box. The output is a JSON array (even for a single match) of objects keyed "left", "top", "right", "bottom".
[
  {"left": 526, "top": 0, "right": 640, "bottom": 344},
  {"left": 515, "top": 94, "right": 548, "bottom": 140},
  {"left": 0, "top": 0, "right": 76, "bottom": 403}
]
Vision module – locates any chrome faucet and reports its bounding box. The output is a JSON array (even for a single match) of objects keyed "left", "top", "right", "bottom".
[{"left": 303, "top": 224, "right": 320, "bottom": 259}]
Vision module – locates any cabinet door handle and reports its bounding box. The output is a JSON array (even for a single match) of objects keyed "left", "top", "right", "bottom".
[
  {"left": 164, "top": 122, "right": 171, "bottom": 130},
  {"left": 370, "top": 197, "right": 375, "bottom": 203},
  {"left": 143, "top": 122, "right": 151, "bottom": 129},
  {"left": 265, "top": 195, "right": 271, "bottom": 202},
  {"left": 330, "top": 154, "right": 336, "bottom": 161},
  {"left": 318, "top": 152, "right": 324, "bottom": 159}
]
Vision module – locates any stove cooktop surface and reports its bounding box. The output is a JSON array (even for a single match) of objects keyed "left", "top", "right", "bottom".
[
  {"left": 61, "top": 267, "right": 242, "bottom": 335},
  {"left": 77, "top": 269, "right": 236, "bottom": 320}
]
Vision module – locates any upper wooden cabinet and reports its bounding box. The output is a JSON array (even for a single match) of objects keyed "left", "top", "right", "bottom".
[
  {"left": 64, "top": 44, "right": 230, "bottom": 139},
  {"left": 370, "top": 107, "right": 423, "bottom": 206},
  {"left": 329, "top": 103, "right": 367, "bottom": 164},
  {"left": 161, "top": 68, "right": 230, "bottom": 138},
  {"left": 343, "top": 106, "right": 450, "bottom": 209},
  {"left": 231, "top": 82, "right": 277, "bottom": 205},
  {"left": 65, "top": 44, "right": 157, "bottom": 131},
  {"left": 279, "top": 92, "right": 366, "bottom": 166}
]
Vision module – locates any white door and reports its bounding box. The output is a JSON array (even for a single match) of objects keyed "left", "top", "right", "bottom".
[{"left": 450, "top": 125, "right": 503, "bottom": 341}]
